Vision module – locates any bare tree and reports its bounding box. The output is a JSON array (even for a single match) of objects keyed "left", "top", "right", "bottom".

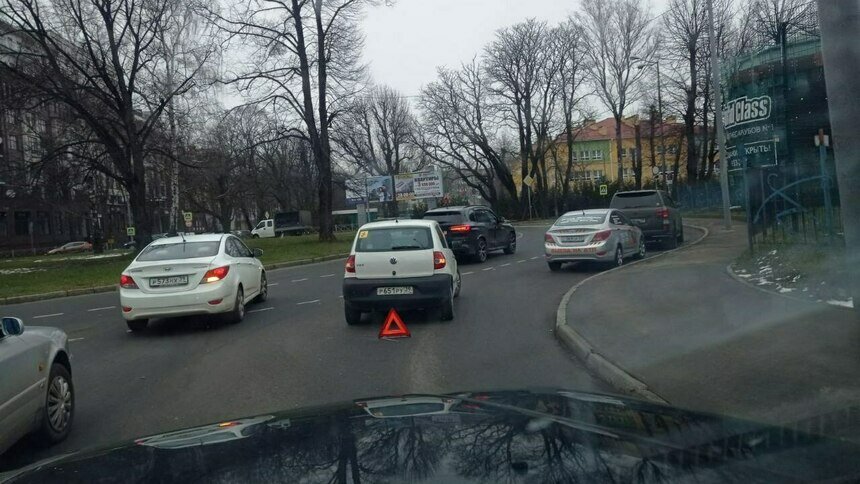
[
  {"left": 215, "top": 0, "right": 372, "bottom": 241},
  {"left": 0, "top": 0, "right": 216, "bottom": 246},
  {"left": 579, "top": 0, "right": 657, "bottom": 184},
  {"left": 750, "top": 0, "right": 816, "bottom": 44}
]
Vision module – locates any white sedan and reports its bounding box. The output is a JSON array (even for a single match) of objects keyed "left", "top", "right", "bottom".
[{"left": 119, "top": 234, "right": 268, "bottom": 332}]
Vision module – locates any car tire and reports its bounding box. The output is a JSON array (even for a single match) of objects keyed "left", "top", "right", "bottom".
[
  {"left": 126, "top": 319, "right": 148, "bottom": 332},
  {"left": 440, "top": 284, "right": 455, "bottom": 321},
  {"left": 677, "top": 224, "right": 684, "bottom": 244},
  {"left": 610, "top": 245, "right": 623, "bottom": 268},
  {"left": 453, "top": 270, "right": 461, "bottom": 298},
  {"left": 35, "top": 363, "right": 74, "bottom": 446},
  {"left": 227, "top": 286, "right": 245, "bottom": 324},
  {"left": 252, "top": 234, "right": 260, "bottom": 239},
  {"left": 473, "top": 238, "right": 488, "bottom": 263},
  {"left": 664, "top": 231, "right": 678, "bottom": 249},
  {"left": 548, "top": 261, "right": 563, "bottom": 272},
  {"left": 255, "top": 272, "right": 268, "bottom": 303},
  {"left": 634, "top": 237, "right": 646, "bottom": 260},
  {"left": 503, "top": 232, "right": 517, "bottom": 254},
  {"left": 344, "top": 304, "right": 362, "bottom": 325}
]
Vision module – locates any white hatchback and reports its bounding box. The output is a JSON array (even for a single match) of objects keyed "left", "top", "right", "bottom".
[
  {"left": 119, "top": 234, "right": 268, "bottom": 332},
  {"left": 342, "top": 220, "right": 460, "bottom": 325}
]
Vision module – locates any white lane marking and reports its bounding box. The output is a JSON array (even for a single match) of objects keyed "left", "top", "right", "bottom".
[
  {"left": 530, "top": 256, "right": 539, "bottom": 260},
  {"left": 462, "top": 271, "right": 474, "bottom": 275},
  {"left": 33, "top": 313, "right": 63, "bottom": 319},
  {"left": 500, "top": 263, "right": 511, "bottom": 267},
  {"left": 517, "top": 259, "right": 527, "bottom": 263},
  {"left": 291, "top": 278, "right": 308, "bottom": 283},
  {"left": 268, "top": 282, "right": 280, "bottom": 286},
  {"left": 320, "top": 274, "right": 335, "bottom": 278},
  {"left": 297, "top": 299, "right": 321, "bottom": 305},
  {"left": 482, "top": 267, "right": 495, "bottom": 271},
  {"left": 87, "top": 306, "right": 115, "bottom": 312},
  {"left": 68, "top": 337, "right": 85, "bottom": 342},
  {"left": 248, "top": 307, "right": 274, "bottom": 313}
]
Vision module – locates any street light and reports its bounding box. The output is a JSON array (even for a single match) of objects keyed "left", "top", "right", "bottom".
[{"left": 633, "top": 56, "right": 667, "bottom": 192}]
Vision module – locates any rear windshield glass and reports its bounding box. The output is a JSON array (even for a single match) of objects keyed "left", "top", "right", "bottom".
[
  {"left": 554, "top": 213, "right": 607, "bottom": 226},
  {"left": 422, "top": 211, "right": 465, "bottom": 224},
  {"left": 137, "top": 241, "right": 221, "bottom": 261},
  {"left": 355, "top": 227, "right": 433, "bottom": 252},
  {"left": 611, "top": 192, "right": 662, "bottom": 209}
]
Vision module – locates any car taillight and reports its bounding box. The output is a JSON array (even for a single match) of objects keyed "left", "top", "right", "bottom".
[
  {"left": 433, "top": 251, "right": 447, "bottom": 270},
  {"left": 545, "top": 232, "right": 555, "bottom": 243},
  {"left": 120, "top": 274, "right": 138, "bottom": 289},
  {"left": 449, "top": 224, "right": 471, "bottom": 233},
  {"left": 657, "top": 208, "right": 670, "bottom": 220},
  {"left": 592, "top": 229, "right": 612, "bottom": 242},
  {"left": 201, "top": 265, "right": 230, "bottom": 283},
  {"left": 345, "top": 255, "right": 356, "bottom": 273}
]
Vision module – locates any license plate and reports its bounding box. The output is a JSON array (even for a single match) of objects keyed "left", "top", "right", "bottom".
[
  {"left": 150, "top": 275, "right": 188, "bottom": 287},
  {"left": 377, "top": 287, "right": 414, "bottom": 296},
  {"left": 632, "top": 218, "right": 646, "bottom": 224},
  {"left": 560, "top": 236, "right": 585, "bottom": 243}
]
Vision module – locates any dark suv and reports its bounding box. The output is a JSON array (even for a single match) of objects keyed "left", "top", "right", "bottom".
[
  {"left": 422, "top": 206, "right": 517, "bottom": 263},
  {"left": 609, "top": 190, "right": 683, "bottom": 248}
]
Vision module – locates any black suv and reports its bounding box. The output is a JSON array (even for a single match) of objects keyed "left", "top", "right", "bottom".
[
  {"left": 609, "top": 190, "right": 683, "bottom": 248},
  {"left": 422, "top": 206, "right": 517, "bottom": 263}
]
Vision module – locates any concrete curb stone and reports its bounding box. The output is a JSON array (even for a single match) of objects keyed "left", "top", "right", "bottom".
[{"left": 554, "top": 222, "right": 711, "bottom": 405}]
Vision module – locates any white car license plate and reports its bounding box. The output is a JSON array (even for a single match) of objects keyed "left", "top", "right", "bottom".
[
  {"left": 377, "top": 287, "right": 414, "bottom": 296},
  {"left": 150, "top": 275, "right": 188, "bottom": 287},
  {"left": 560, "top": 236, "right": 585, "bottom": 243}
]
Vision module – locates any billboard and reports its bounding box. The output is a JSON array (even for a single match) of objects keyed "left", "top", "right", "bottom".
[
  {"left": 412, "top": 172, "right": 444, "bottom": 198},
  {"left": 356, "top": 172, "right": 444, "bottom": 203},
  {"left": 365, "top": 176, "right": 393, "bottom": 203},
  {"left": 394, "top": 174, "right": 415, "bottom": 201}
]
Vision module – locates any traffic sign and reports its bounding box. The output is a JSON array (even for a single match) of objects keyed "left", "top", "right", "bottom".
[
  {"left": 523, "top": 175, "right": 535, "bottom": 188},
  {"left": 378, "top": 308, "right": 410, "bottom": 339},
  {"left": 126, "top": 227, "right": 136, "bottom": 236},
  {"left": 183, "top": 211, "right": 193, "bottom": 222},
  {"left": 599, "top": 184, "right": 608, "bottom": 196}
]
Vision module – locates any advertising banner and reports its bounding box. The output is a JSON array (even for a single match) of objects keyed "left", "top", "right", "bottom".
[
  {"left": 394, "top": 174, "right": 415, "bottom": 201},
  {"left": 358, "top": 172, "right": 444, "bottom": 203},
  {"left": 412, "top": 172, "right": 444, "bottom": 199},
  {"left": 365, "top": 176, "right": 393, "bottom": 203},
  {"left": 724, "top": 95, "right": 778, "bottom": 170}
]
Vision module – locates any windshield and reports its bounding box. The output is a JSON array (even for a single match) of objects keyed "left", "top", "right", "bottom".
[
  {"left": 136, "top": 242, "right": 220, "bottom": 261},
  {"left": 2, "top": 0, "right": 858, "bottom": 481}
]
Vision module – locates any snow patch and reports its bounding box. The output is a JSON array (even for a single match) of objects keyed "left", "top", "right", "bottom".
[
  {"left": 778, "top": 287, "right": 794, "bottom": 293},
  {"left": 0, "top": 267, "right": 47, "bottom": 275},
  {"left": 826, "top": 298, "right": 854, "bottom": 309}
]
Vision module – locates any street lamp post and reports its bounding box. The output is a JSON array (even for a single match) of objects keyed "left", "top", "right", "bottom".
[
  {"left": 635, "top": 58, "right": 667, "bottom": 191},
  {"left": 706, "top": 0, "right": 733, "bottom": 230}
]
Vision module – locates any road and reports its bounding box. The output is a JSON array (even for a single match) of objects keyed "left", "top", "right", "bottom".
[{"left": 0, "top": 225, "right": 669, "bottom": 471}]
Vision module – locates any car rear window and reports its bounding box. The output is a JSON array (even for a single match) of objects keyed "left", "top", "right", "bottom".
[
  {"left": 554, "top": 213, "right": 608, "bottom": 226},
  {"left": 611, "top": 192, "right": 662, "bottom": 209},
  {"left": 422, "top": 211, "right": 465, "bottom": 224},
  {"left": 137, "top": 241, "right": 221, "bottom": 261},
  {"left": 355, "top": 227, "right": 433, "bottom": 252}
]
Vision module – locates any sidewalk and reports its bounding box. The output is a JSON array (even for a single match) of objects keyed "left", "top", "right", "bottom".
[{"left": 563, "top": 218, "right": 860, "bottom": 434}]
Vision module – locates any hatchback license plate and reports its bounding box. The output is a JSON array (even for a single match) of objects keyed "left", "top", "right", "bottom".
[
  {"left": 377, "top": 287, "right": 413, "bottom": 296},
  {"left": 150, "top": 276, "right": 188, "bottom": 287},
  {"left": 560, "top": 236, "right": 585, "bottom": 243}
]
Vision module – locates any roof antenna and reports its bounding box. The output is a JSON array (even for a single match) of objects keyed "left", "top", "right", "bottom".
[{"left": 179, "top": 231, "right": 186, "bottom": 243}]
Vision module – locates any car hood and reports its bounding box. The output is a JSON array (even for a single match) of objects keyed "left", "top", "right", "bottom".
[{"left": 4, "top": 389, "right": 860, "bottom": 483}]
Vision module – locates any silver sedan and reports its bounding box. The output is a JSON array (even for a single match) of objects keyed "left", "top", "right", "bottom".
[
  {"left": 0, "top": 317, "right": 74, "bottom": 456},
  {"left": 544, "top": 209, "right": 645, "bottom": 271}
]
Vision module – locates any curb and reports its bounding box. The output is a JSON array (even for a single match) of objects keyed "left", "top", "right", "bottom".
[
  {"left": 554, "top": 222, "right": 711, "bottom": 405},
  {"left": 725, "top": 263, "right": 853, "bottom": 312},
  {"left": 0, "top": 253, "right": 350, "bottom": 307}
]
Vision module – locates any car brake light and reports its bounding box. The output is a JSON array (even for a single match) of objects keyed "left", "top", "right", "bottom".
[
  {"left": 201, "top": 265, "right": 230, "bottom": 283},
  {"left": 545, "top": 232, "right": 555, "bottom": 243},
  {"left": 449, "top": 224, "right": 471, "bottom": 233},
  {"left": 657, "top": 208, "right": 670, "bottom": 219},
  {"left": 120, "top": 274, "right": 138, "bottom": 289},
  {"left": 592, "top": 229, "right": 612, "bottom": 242},
  {"left": 345, "top": 255, "right": 356, "bottom": 273},
  {"left": 433, "top": 251, "right": 447, "bottom": 270}
]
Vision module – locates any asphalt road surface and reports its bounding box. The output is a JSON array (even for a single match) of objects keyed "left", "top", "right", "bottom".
[{"left": 0, "top": 225, "right": 670, "bottom": 471}]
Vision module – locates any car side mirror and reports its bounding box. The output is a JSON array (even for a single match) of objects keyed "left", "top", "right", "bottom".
[
  {"left": 1, "top": 317, "right": 24, "bottom": 336},
  {"left": 499, "top": 217, "right": 508, "bottom": 224},
  {"left": 252, "top": 248, "right": 264, "bottom": 258}
]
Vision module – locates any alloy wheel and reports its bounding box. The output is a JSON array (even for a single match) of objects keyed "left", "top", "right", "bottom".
[{"left": 47, "top": 375, "right": 72, "bottom": 433}]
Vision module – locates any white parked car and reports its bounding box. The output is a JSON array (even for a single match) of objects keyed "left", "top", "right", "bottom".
[
  {"left": 342, "top": 220, "right": 460, "bottom": 325},
  {"left": 119, "top": 234, "right": 268, "bottom": 332},
  {"left": 0, "top": 317, "right": 74, "bottom": 456}
]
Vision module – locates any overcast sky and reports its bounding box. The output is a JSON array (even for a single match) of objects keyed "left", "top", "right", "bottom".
[{"left": 360, "top": 0, "right": 669, "bottom": 98}]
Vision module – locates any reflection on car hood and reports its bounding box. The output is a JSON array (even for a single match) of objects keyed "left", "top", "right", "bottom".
[{"left": 5, "top": 389, "right": 860, "bottom": 483}]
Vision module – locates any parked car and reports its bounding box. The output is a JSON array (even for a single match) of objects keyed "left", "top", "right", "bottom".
[
  {"left": 421, "top": 206, "right": 517, "bottom": 263},
  {"left": 0, "top": 317, "right": 74, "bottom": 456},
  {"left": 119, "top": 234, "right": 268, "bottom": 332},
  {"left": 46, "top": 241, "right": 92, "bottom": 255},
  {"left": 342, "top": 219, "right": 460, "bottom": 324},
  {"left": 544, "top": 209, "right": 645, "bottom": 271},
  {"left": 609, "top": 189, "right": 683, "bottom": 248}
]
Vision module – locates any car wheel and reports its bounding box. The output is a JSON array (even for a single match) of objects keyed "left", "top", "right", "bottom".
[
  {"left": 474, "top": 238, "right": 488, "bottom": 263},
  {"left": 453, "top": 269, "right": 461, "bottom": 298},
  {"left": 634, "top": 237, "right": 646, "bottom": 260},
  {"left": 503, "top": 232, "right": 517, "bottom": 254},
  {"left": 126, "top": 319, "right": 148, "bottom": 332},
  {"left": 548, "top": 261, "right": 563, "bottom": 272},
  {"left": 344, "top": 304, "right": 362, "bottom": 325},
  {"left": 610, "top": 245, "right": 623, "bottom": 268},
  {"left": 255, "top": 272, "right": 268, "bottom": 303},
  {"left": 227, "top": 287, "right": 245, "bottom": 324},
  {"left": 35, "top": 363, "right": 74, "bottom": 445},
  {"left": 252, "top": 234, "right": 260, "bottom": 239},
  {"left": 664, "top": 230, "right": 678, "bottom": 249},
  {"left": 440, "top": 284, "right": 455, "bottom": 321}
]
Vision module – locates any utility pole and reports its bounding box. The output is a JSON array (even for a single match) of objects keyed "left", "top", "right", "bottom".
[
  {"left": 656, "top": 61, "right": 667, "bottom": 192},
  {"left": 706, "top": 0, "right": 732, "bottom": 230},
  {"left": 818, "top": 0, "right": 860, "bottom": 312}
]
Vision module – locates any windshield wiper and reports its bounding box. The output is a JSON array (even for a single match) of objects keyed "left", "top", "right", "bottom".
[{"left": 391, "top": 245, "right": 423, "bottom": 250}]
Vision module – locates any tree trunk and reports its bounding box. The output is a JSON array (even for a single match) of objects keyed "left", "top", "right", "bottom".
[
  {"left": 634, "top": 123, "right": 643, "bottom": 189},
  {"left": 314, "top": 4, "right": 335, "bottom": 241},
  {"left": 648, "top": 107, "right": 657, "bottom": 187},
  {"left": 614, "top": 115, "right": 624, "bottom": 185}
]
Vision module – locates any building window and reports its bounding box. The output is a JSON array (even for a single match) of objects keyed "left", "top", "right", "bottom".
[
  {"left": 571, "top": 151, "right": 577, "bottom": 160},
  {"left": 35, "top": 211, "right": 50, "bottom": 235},
  {"left": 54, "top": 212, "right": 64, "bottom": 234},
  {"left": 595, "top": 170, "right": 605, "bottom": 181},
  {"left": 9, "top": 135, "right": 17, "bottom": 151},
  {"left": 14, "top": 211, "right": 30, "bottom": 236},
  {"left": 595, "top": 150, "right": 603, "bottom": 160},
  {"left": 581, "top": 150, "right": 591, "bottom": 161}
]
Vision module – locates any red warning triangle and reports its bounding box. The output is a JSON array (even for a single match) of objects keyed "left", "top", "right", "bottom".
[{"left": 378, "top": 308, "right": 411, "bottom": 339}]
